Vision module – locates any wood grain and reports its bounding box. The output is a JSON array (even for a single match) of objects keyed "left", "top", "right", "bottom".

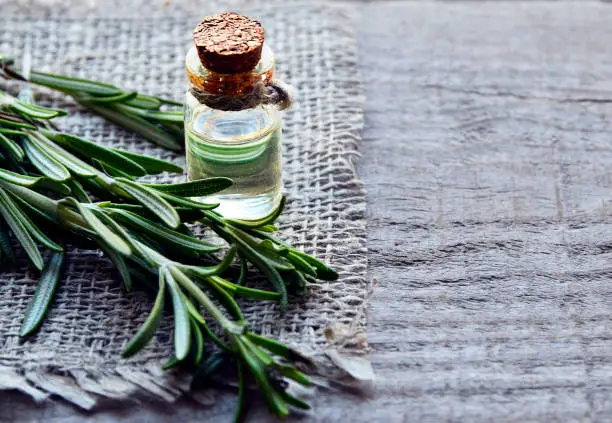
[
  {"left": 361, "top": 2, "right": 612, "bottom": 422},
  {"left": 5, "top": 2, "right": 612, "bottom": 422}
]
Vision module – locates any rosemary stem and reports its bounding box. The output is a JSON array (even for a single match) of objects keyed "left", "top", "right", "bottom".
[{"left": 170, "top": 266, "right": 245, "bottom": 335}]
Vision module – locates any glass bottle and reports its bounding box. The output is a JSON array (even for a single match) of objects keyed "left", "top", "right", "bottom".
[{"left": 184, "top": 13, "right": 283, "bottom": 220}]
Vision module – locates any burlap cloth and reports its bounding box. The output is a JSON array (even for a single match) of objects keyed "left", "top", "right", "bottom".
[{"left": 0, "top": 1, "right": 367, "bottom": 407}]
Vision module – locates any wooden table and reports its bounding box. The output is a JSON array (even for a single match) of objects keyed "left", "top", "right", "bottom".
[{"left": 5, "top": 2, "right": 612, "bottom": 421}]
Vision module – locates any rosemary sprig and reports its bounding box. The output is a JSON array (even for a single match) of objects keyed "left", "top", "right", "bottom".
[
  {"left": 1, "top": 56, "right": 184, "bottom": 151},
  {"left": 0, "top": 177, "right": 316, "bottom": 417},
  {"left": 0, "top": 86, "right": 337, "bottom": 417}
]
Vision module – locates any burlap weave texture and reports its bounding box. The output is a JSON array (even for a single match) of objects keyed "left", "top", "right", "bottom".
[{"left": 0, "top": 2, "right": 366, "bottom": 405}]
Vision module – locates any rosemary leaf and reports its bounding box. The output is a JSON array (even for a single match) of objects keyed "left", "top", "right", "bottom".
[
  {"left": 256, "top": 262, "right": 288, "bottom": 310},
  {"left": 21, "top": 135, "right": 71, "bottom": 181},
  {"left": 145, "top": 177, "right": 232, "bottom": 197},
  {"left": 1, "top": 90, "right": 65, "bottom": 120},
  {"left": 114, "top": 103, "right": 182, "bottom": 122},
  {"left": 0, "top": 128, "right": 27, "bottom": 136},
  {"left": 11, "top": 201, "right": 63, "bottom": 252},
  {"left": 224, "top": 226, "right": 294, "bottom": 271},
  {"left": 259, "top": 239, "right": 289, "bottom": 256},
  {"left": 0, "top": 111, "right": 36, "bottom": 130},
  {"left": 7, "top": 191, "right": 56, "bottom": 224},
  {"left": 0, "top": 168, "right": 44, "bottom": 187},
  {"left": 65, "top": 199, "right": 132, "bottom": 257},
  {"left": 157, "top": 191, "right": 220, "bottom": 210},
  {"left": 78, "top": 101, "right": 182, "bottom": 151},
  {"left": 184, "top": 298, "right": 207, "bottom": 327},
  {"left": 0, "top": 219, "right": 14, "bottom": 265},
  {"left": 237, "top": 256, "right": 248, "bottom": 286},
  {"left": 181, "top": 246, "right": 237, "bottom": 278},
  {"left": 10, "top": 101, "right": 65, "bottom": 120},
  {"left": 242, "top": 338, "right": 275, "bottom": 367},
  {"left": 109, "top": 148, "right": 182, "bottom": 174},
  {"left": 203, "top": 276, "right": 245, "bottom": 321},
  {"left": 0, "top": 168, "right": 69, "bottom": 195},
  {"left": 275, "top": 364, "right": 313, "bottom": 388},
  {"left": 28, "top": 70, "right": 123, "bottom": 96},
  {"left": 123, "top": 94, "right": 161, "bottom": 110},
  {"left": 234, "top": 338, "right": 290, "bottom": 417},
  {"left": 157, "top": 97, "right": 183, "bottom": 107},
  {"left": 244, "top": 332, "right": 313, "bottom": 366},
  {"left": 227, "top": 197, "right": 286, "bottom": 229},
  {"left": 183, "top": 298, "right": 231, "bottom": 352},
  {"left": 231, "top": 284, "right": 282, "bottom": 301},
  {"left": 170, "top": 267, "right": 244, "bottom": 334},
  {"left": 110, "top": 209, "right": 219, "bottom": 254},
  {"left": 191, "top": 319, "right": 205, "bottom": 366},
  {"left": 44, "top": 131, "right": 147, "bottom": 177},
  {"left": 121, "top": 271, "right": 166, "bottom": 358},
  {"left": 164, "top": 268, "right": 191, "bottom": 361},
  {"left": 255, "top": 224, "right": 278, "bottom": 233},
  {"left": 286, "top": 251, "right": 318, "bottom": 278},
  {"left": 98, "top": 242, "right": 132, "bottom": 292},
  {"left": 113, "top": 178, "right": 180, "bottom": 228},
  {"left": 78, "top": 91, "right": 138, "bottom": 104},
  {"left": 27, "top": 132, "right": 98, "bottom": 178},
  {"left": 0, "top": 187, "right": 43, "bottom": 270},
  {"left": 278, "top": 390, "right": 311, "bottom": 411},
  {"left": 20, "top": 252, "right": 65, "bottom": 337},
  {"left": 0, "top": 132, "right": 24, "bottom": 161},
  {"left": 65, "top": 178, "right": 91, "bottom": 203},
  {"left": 95, "top": 213, "right": 149, "bottom": 260},
  {"left": 94, "top": 159, "right": 136, "bottom": 179},
  {"left": 216, "top": 229, "right": 288, "bottom": 310},
  {"left": 162, "top": 354, "right": 181, "bottom": 371},
  {"left": 288, "top": 249, "right": 339, "bottom": 281},
  {"left": 104, "top": 203, "right": 204, "bottom": 225},
  {"left": 210, "top": 276, "right": 281, "bottom": 301}
]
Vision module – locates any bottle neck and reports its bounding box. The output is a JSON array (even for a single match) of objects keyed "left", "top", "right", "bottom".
[{"left": 186, "top": 45, "right": 275, "bottom": 97}]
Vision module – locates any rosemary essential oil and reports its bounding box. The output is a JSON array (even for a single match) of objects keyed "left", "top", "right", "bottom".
[{"left": 185, "top": 12, "right": 286, "bottom": 220}]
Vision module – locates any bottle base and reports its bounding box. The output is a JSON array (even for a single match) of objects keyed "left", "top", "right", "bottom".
[{"left": 197, "top": 190, "right": 282, "bottom": 220}]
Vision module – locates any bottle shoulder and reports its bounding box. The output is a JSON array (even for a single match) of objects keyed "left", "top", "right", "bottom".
[{"left": 185, "top": 92, "right": 281, "bottom": 145}]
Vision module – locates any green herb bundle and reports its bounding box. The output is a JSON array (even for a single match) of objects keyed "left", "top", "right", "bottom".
[
  {"left": 0, "top": 58, "right": 338, "bottom": 420},
  {"left": 1, "top": 56, "right": 184, "bottom": 150}
]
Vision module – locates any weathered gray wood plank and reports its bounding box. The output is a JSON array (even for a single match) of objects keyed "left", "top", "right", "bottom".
[
  {"left": 5, "top": 2, "right": 612, "bottom": 422},
  {"left": 361, "top": 2, "right": 612, "bottom": 422}
]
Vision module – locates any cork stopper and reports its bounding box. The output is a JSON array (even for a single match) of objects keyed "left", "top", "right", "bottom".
[{"left": 193, "top": 12, "right": 265, "bottom": 74}]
